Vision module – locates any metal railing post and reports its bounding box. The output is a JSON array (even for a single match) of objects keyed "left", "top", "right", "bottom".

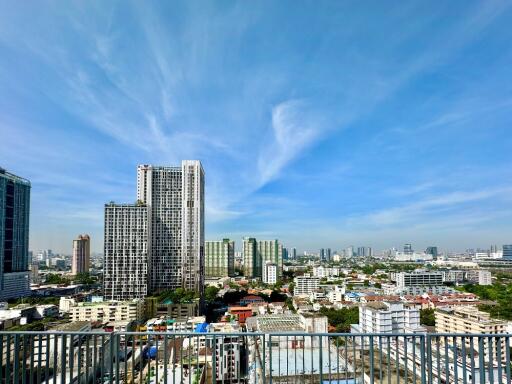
[
  {"left": 269, "top": 335, "right": 272, "bottom": 384},
  {"left": 262, "top": 334, "right": 266, "bottom": 383}
]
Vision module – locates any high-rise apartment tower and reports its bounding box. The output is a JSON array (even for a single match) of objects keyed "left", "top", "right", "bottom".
[
  {"left": 243, "top": 238, "right": 283, "bottom": 279},
  {"left": 205, "top": 239, "right": 235, "bottom": 277},
  {"left": 104, "top": 203, "right": 148, "bottom": 300},
  {"left": 72, "top": 234, "right": 90, "bottom": 275},
  {"left": 104, "top": 161, "right": 205, "bottom": 301},
  {"left": 136, "top": 161, "right": 204, "bottom": 293}
]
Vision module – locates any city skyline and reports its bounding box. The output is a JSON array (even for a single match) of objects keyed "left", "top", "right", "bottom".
[{"left": 2, "top": 2, "right": 512, "bottom": 253}]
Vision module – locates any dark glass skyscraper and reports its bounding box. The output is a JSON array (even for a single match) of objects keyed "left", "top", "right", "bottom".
[
  {"left": 0, "top": 167, "right": 31, "bottom": 300},
  {"left": 426, "top": 246, "right": 438, "bottom": 258},
  {"left": 503, "top": 245, "right": 512, "bottom": 261}
]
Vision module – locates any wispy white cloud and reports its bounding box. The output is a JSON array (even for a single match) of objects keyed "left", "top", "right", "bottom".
[
  {"left": 345, "top": 187, "right": 512, "bottom": 228},
  {"left": 257, "top": 100, "right": 327, "bottom": 185}
]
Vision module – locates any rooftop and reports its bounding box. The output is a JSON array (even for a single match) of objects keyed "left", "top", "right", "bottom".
[
  {"left": 0, "top": 168, "right": 31, "bottom": 186},
  {"left": 365, "top": 302, "right": 388, "bottom": 310},
  {"left": 437, "top": 306, "right": 507, "bottom": 325},
  {"left": 51, "top": 321, "right": 91, "bottom": 332},
  {"left": 254, "top": 314, "right": 304, "bottom": 332},
  {"left": 228, "top": 306, "right": 252, "bottom": 312},
  {"left": 73, "top": 299, "right": 142, "bottom": 307}
]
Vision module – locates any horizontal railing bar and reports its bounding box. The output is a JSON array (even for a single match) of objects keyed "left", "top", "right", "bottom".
[{"left": 0, "top": 331, "right": 510, "bottom": 337}]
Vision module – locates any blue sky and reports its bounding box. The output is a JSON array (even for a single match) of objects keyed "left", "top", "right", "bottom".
[{"left": 1, "top": 1, "right": 512, "bottom": 254}]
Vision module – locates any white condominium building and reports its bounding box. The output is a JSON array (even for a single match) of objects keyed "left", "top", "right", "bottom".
[
  {"left": 351, "top": 301, "right": 423, "bottom": 337},
  {"left": 68, "top": 299, "right": 144, "bottom": 323},
  {"left": 263, "top": 261, "right": 277, "bottom": 284},
  {"left": 312, "top": 266, "right": 339, "bottom": 278},
  {"left": 441, "top": 269, "right": 492, "bottom": 285},
  {"left": 327, "top": 285, "right": 345, "bottom": 303},
  {"left": 103, "top": 161, "right": 205, "bottom": 301},
  {"left": 294, "top": 275, "right": 320, "bottom": 296},
  {"left": 103, "top": 203, "right": 148, "bottom": 301},
  {"left": 395, "top": 271, "right": 443, "bottom": 287},
  {"left": 394, "top": 285, "right": 457, "bottom": 295},
  {"left": 137, "top": 161, "right": 205, "bottom": 293},
  {"left": 205, "top": 239, "right": 235, "bottom": 277},
  {"left": 466, "top": 269, "right": 492, "bottom": 285},
  {"left": 207, "top": 323, "right": 241, "bottom": 381}
]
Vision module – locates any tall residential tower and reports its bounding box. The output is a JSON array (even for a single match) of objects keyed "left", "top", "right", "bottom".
[
  {"left": 103, "top": 203, "right": 149, "bottom": 300},
  {"left": 205, "top": 239, "right": 235, "bottom": 278},
  {"left": 243, "top": 238, "right": 283, "bottom": 279},
  {"left": 72, "top": 234, "right": 90, "bottom": 275},
  {"left": 137, "top": 161, "right": 204, "bottom": 292},
  {"left": 103, "top": 161, "right": 205, "bottom": 300}
]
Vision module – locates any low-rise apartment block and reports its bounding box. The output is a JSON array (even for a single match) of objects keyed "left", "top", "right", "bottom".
[
  {"left": 68, "top": 299, "right": 144, "bottom": 323},
  {"left": 312, "top": 266, "right": 339, "bottom": 278},
  {"left": 435, "top": 306, "right": 507, "bottom": 363},
  {"left": 395, "top": 271, "right": 444, "bottom": 287},
  {"left": 294, "top": 275, "right": 320, "bottom": 296},
  {"left": 351, "top": 301, "right": 423, "bottom": 334}
]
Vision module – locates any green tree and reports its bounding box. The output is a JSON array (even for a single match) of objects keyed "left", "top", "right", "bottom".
[
  {"left": 158, "top": 288, "right": 198, "bottom": 303},
  {"left": 74, "top": 272, "right": 96, "bottom": 285},
  {"left": 45, "top": 274, "right": 70, "bottom": 285},
  {"left": 362, "top": 265, "right": 376, "bottom": 275},
  {"left": 459, "top": 282, "right": 512, "bottom": 320},
  {"left": 319, "top": 306, "right": 359, "bottom": 332},
  {"left": 285, "top": 297, "right": 296, "bottom": 312},
  {"left": 420, "top": 308, "right": 436, "bottom": 326},
  {"left": 205, "top": 286, "right": 220, "bottom": 304}
]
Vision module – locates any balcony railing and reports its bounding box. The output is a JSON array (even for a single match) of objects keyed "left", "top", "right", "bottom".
[{"left": 1, "top": 331, "right": 511, "bottom": 384}]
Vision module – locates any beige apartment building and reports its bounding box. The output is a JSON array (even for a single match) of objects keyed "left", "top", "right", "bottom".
[
  {"left": 68, "top": 299, "right": 144, "bottom": 323},
  {"left": 435, "top": 306, "right": 507, "bottom": 363},
  {"left": 71, "top": 234, "right": 90, "bottom": 275}
]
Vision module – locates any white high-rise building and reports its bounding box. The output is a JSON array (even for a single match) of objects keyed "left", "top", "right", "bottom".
[
  {"left": 136, "top": 161, "right": 204, "bottom": 293},
  {"left": 104, "top": 161, "right": 205, "bottom": 302},
  {"left": 103, "top": 203, "right": 148, "bottom": 301},
  {"left": 263, "top": 261, "right": 277, "bottom": 284}
]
